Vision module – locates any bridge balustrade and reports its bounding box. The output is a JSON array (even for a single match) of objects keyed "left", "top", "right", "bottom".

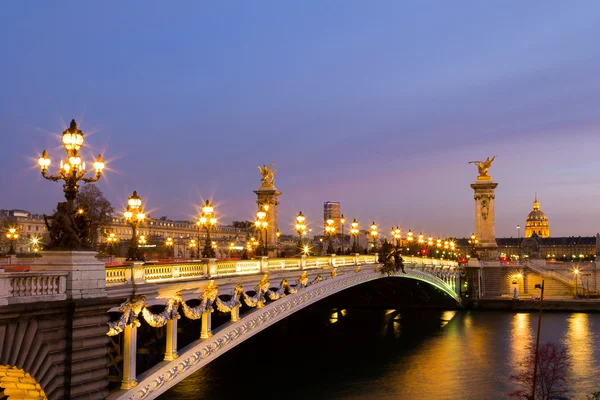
[
  {"left": 0, "top": 271, "right": 68, "bottom": 304},
  {"left": 104, "top": 255, "right": 457, "bottom": 287}
]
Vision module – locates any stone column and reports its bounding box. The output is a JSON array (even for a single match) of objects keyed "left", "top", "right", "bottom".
[
  {"left": 254, "top": 186, "right": 282, "bottom": 257},
  {"left": 164, "top": 319, "right": 178, "bottom": 361},
  {"left": 121, "top": 325, "right": 138, "bottom": 390},
  {"left": 470, "top": 179, "right": 499, "bottom": 260},
  {"left": 201, "top": 310, "right": 212, "bottom": 339}
]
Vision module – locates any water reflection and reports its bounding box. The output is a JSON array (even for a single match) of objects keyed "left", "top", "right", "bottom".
[
  {"left": 509, "top": 313, "right": 532, "bottom": 368},
  {"left": 564, "top": 313, "right": 597, "bottom": 395},
  {"left": 160, "top": 310, "right": 600, "bottom": 400}
]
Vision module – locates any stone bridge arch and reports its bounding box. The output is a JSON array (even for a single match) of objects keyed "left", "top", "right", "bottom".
[{"left": 109, "top": 266, "right": 460, "bottom": 400}]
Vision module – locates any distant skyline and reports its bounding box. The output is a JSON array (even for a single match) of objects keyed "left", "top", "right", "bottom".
[{"left": 2, "top": 2, "right": 600, "bottom": 237}]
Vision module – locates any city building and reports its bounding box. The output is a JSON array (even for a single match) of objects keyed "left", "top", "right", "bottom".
[
  {"left": 456, "top": 194, "right": 598, "bottom": 261},
  {"left": 525, "top": 194, "right": 550, "bottom": 238},
  {"left": 323, "top": 201, "right": 341, "bottom": 232},
  {"left": 0, "top": 208, "right": 250, "bottom": 258}
]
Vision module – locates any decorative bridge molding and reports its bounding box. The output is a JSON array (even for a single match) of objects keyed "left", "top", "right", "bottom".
[{"left": 107, "top": 263, "right": 461, "bottom": 400}]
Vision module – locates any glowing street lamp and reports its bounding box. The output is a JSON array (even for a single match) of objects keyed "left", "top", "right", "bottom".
[
  {"left": 468, "top": 233, "right": 479, "bottom": 258},
  {"left": 295, "top": 211, "right": 307, "bottom": 248},
  {"left": 391, "top": 227, "right": 402, "bottom": 248},
  {"left": 37, "top": 119, "right": 105, "bottom": 211},
  {"left": 124, "top": 190, "right": 146, "bottom": 261},
  {"left": 368, "top": 222, "right": 378, "bottom": 254},
  {"left": 573, "top": 268, "right": 580, "bottom": 299},
  {"left": 325, "top": 218, "right": 336, "bottom": 254},
  {"left": 406, "top": 229, "right": 414, "bottom": 255},
  {"left": 106, "top": 232, "right": 117, "bottom": 256},
  {"left": 5, "top": 227, "right": 19, "bottom": 255},
  {"left": 198, "top": 200, "right": 217, "bottom": 258},
  {"left": 350, "top": 219, "right": 359, "bottom": 253},
  {"left": 165, "top": 237, "right": 174, "bottom": 258},
  {"left": 255, "top": 204, "right": 270, "bottom": 256},
  {"left": 138, "top": 235, "right": 147, "bottom": 246}
]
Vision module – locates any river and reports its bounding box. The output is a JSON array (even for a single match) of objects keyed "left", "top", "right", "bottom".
[{"left": 160, "top": 307, "right": 600, "bottom": 399}]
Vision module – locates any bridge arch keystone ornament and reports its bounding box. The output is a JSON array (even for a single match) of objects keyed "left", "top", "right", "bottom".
[{"left": 108, "top": 264, "right": 460, "bottom": 400}]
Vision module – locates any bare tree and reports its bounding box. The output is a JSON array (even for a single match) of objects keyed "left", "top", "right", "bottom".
[
  {"left": 509, "top": 342, "right": 571, "bottom": 400},
  {"left": 74, "top": 183, "right": 114, "bottom": 246}
]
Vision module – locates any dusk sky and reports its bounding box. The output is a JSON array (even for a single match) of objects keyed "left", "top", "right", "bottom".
[{"left": 2, "top": 2, "right": 600, "bottom": 238}]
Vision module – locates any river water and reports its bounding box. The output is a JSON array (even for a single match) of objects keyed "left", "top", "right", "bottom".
[{"left": 160, "top": 308, "right": 600, "bottom": 399}]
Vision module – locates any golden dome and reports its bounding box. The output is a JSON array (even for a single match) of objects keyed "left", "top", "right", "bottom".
[{"left": 525, "top": 194, "right": 550, "bottom": 238}]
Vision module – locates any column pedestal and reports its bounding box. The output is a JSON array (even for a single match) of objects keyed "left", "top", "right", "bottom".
[
  {"left": 470, "top": 179, "right": 499, "bottom": 260},
  {"left": 32, "top": 251, "right": 107, "bottom": 299}
]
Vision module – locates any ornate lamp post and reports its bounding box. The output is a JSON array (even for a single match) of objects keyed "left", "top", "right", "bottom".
[
  {"left": 37, "top": 120, "right": 105, "bottom": 249},
  {"left": 325, "top": 218, "right": 336, "bottom": 254},
  {"left": 198, "top": 200, "right": 217, "bottom": 258},
  {"left": 468, "top": 233, "right": 479, "bottom": 258},
  {"left": 124, "top": 190, "right": 145, "bottom": 261},
  {"left": 417, "top": 232, "right": 425, "bottom": 256},
  {"left": 350, "top": 219, "right": 359, "bottom": 253},
  {"left": 5, "top": 227, "right": 19, "bottom": 255},
  {"left": 255, "top": 204, "right": 269, "bottom": 256},
  {"left": 188, "top": 239, "right": 197, "bottom": 258},
  {"left": 340, "top": 214, "right": 346, "bottom": 253},
  {"left": 369, "top": 222, "right": 378, "bottom": 254},
  {"left": 391, "top": 227, "right": 402, "bottom": 249},
  {"left": 229, "top": 241, "right": 235, "bottom": 258},
  {"left": 406, "top": 229, "right": 414, "bottom": 255},
  {"left": 295, "top": 211, "right": 307, "bottom": 249},
  {"left": 427, "top": 236, "right": 433, "bottom": 257},
  {"left": 105, "top": 232, "right": 117, "bottom": 255},
  {"left": 165, "top": 237, "right": 174, "bottom": 258},
  {"left": 30, "top": 237, "right": 41, "bottom": 256}
]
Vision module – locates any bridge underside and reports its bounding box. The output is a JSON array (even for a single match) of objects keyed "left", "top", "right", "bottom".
[{"left": 109, "top": 265, "right": 460, "bottom": 400}]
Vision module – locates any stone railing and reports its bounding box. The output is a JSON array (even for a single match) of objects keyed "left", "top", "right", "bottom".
[
  {"left": 0, "top": 271, "right": 68, "bottom": 305},
  {"left": 105, "top": 254, "right": 459, "bottom": 286}
]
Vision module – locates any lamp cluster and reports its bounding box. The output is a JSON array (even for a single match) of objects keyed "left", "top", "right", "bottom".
[
  {"left": 254, "top": 204, "right": 269, "bottom": 256},
  {"left": 38, "top": 120, "right": 105, "bottom": 208},
  {"left": 197, "top": 200, "right": 217, "bottom": 258},
  {"left": 5, "top": 227, "right": 19, "bottom": 255},
  {"left": 124, "top": 190, "right": 146, "bottom": 261}
]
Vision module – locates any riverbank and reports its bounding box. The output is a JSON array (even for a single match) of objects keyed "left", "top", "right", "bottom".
[{"left": 477, "top": 298, "right": 600, "bottom": 312}]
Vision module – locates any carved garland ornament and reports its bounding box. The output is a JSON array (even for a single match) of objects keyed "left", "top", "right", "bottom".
[{"left": 107, "top": 273, "right": 326, "bottom": 336}]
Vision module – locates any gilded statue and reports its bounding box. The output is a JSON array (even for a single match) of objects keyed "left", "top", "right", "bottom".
[
  {"left": 258, "top": 162, "right": 277, "bottom": 188},
  {"left": 469, "top": 156, "right": 496, "bottom": 178}
]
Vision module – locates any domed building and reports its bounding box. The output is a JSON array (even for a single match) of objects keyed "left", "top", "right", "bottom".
[{"left": 525, "top": 194, "right": 550, "bottom": 238}]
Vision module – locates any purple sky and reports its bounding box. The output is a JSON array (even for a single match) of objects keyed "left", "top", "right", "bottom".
[{"left": 2, "top": 1, "right": 600, "bottom": 238}]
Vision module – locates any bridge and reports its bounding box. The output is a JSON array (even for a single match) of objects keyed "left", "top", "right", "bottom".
[{"left": 0, "top": 252, "right": 461, "bottom": 400}]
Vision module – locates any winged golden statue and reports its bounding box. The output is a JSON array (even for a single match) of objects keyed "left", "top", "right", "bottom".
[
  {"left": 469, "top": 156, "right": 496, "bottom": 178},
  {"left": 258, "top": 162, "right": 277, "bottom": 188}
]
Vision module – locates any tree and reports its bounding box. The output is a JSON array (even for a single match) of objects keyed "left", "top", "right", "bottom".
[
  {"left": 74, "top": 184, "right": 114, "bottom": 246},
  {"left": 509, "top": 342, "right": 571, "bottom": 400}
]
